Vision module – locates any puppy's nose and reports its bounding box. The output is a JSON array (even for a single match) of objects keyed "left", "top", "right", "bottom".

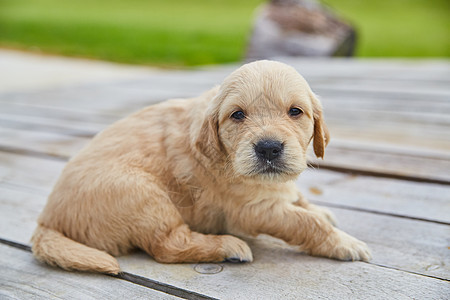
[{"left": 255, "top": 140, "right": 284, "bottom": 161}]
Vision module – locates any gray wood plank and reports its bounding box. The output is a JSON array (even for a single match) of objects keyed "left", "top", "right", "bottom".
[
  {"left": 0, "top": 188, "right": 45, "bottom": 245},
  {"left": 3, "top": 96, "right": 450, "bottom": 154},
  {"left": 0, "top": 244, "right": 177, "bottom": 300},
  {"left": 332, "top": 207, "right": 450, "bottom": 279},
  {"left": 320, "top": 94, "right": 450, "bottom": 115},
  {"left": 0, "top": 82, "right": 198, "bottom": 112},
  {"left": 1, "top": 77, "right": 449, "bottom": 116},
  {"left": 4, "top": 90, "right": 450, "bottom": 130},
  {"left": 313, "top": 81, "right": 450, "bottom": 100},
  {"left": 118, "top": 205, "right": 450, "bottom": 298},
  {"left": 0, "top": 101, "right": 122, "bottom": 125},
  {"left": 0, "top": 152, "right": 64, "bottom": 193},
  {"left": 0, "top": 127, "right": 88, "bottom": 158},
  {"left": 312, "top": 141, "right": 450, "bottom": 183},
  {"left": 2, "top": 151, "right": 450, "bottom": 223},
  {"left": 4, "top": 100, "right": 450, "bottom": 136},
  {"left": 278, "top": 58, "right": 450, "bottom": 82},
  {"left": 1, "top": 180, "right": 449, "bottom": 279},
  {"left": 1, "top": 185, "right": 448, "bottom": 299},
  {"left": 117, "top": 242, "right": 449, "bottom": 300},
  {"left": 298, "top": 169, "right": 450, "bottom": 224},
  {"left": 0, "top": 150, "right": 448, "bottom": 298},
  {"left": 3, "top": 59, "right": 448, "bottom": 101},
  {"left": 2, "top": 122, "right": 449, "bottom": 183},
  {"left": 0, "top": 112, "right": 106, "bottom": 137},
  {"left": 2, "top": 54, "right": 449, "bottom": 299},
  {"left": 0, "top": 49, "right": 161, "bottom": 94},
  {"left": 1, "top": 60, "right": 449, "bottom": 112},
  {"left": 324, "top": 120, "right": 450, "bottom": 153},
  {"left": 2, "top": 61, "right": 449, "bottom": 181}
]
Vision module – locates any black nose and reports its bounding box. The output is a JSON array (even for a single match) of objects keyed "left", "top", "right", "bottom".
[{"left": 254, "top": 140, "right": 284, "bottom": 161}]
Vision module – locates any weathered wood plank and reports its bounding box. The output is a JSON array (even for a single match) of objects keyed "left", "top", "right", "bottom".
[
  {"left": 2, "top": 151, "right": 449, "bottom": 223},
  {"left": 0, "top": 112, "right": 106, "bottom": 137},
  {"left": 1, "top": 63, "right": 449, "bottom": 181},
  {"left": 4, "top": 71, "right": 450, "bottom": 111},
  {"left": 0, "top": 188, "right": 46, "bottom": 244},
  {"left": 279, "top": 58, "right": 450, "bottom": 82},
  {"left": 313, "top": 82, "right": 450, "bottom": 100},
  {"left": 0, "top": 82, "right": 198, "bottom": 112},
  {"left": 0, "top": 49, "right": 160, "bottom": 93},
  {"left": 333, "top": 207, "right": 450, "bottom": 279},
  {"left": 118, "top": 206, "right": 450, "bottom": 298},
  {"left": 2, "top": 50, "right": 448, "bottom": 96},
  {"left": 2, "top": 122, "right": 449, "bottom": 183},
  {"left": 1, "top": 185, "right": 448, "bottom": 299},
  {"left": 311, "top": 141, "right": 450, "bottom": 183},
  {"left": 0, "top": 152, "right": 64, "bottom": 193},
  {"left": 2, "top": 79, "right": 449, "bottom": 116},
  {"left": 3, "top": 100, "right": 449, "bottom": 138},
  {"left": 0, "top": 101, "right": 122, "bottom": 125},
  {"left": 324, "top": 121, "right": 450, "bottom": 153},
  {"left": 0, "top": 244, "right": 177, "bottom": 300},
  {"left": 116, "top": 241, "right": 449, "bottom": 300},
  {"left": 298, "top": 169, "right": 450, "bottom": 224},
  {"left": 1, "top": 180, "right": 449, "bottom": 279},
  {"left": 2, "top": 53, "right": 449, "bottom": 299},
  {"left": 4, "top": 90, "right": 450, "bottom": 137},
  {"left": 320, "top": 94, "right": 450, "bottom": 115},
  {"left": 0, "top": 127, "right": 88, "bottom": 158},
  {"left": 5, "top": 103, "right": 443, "bottom": 156},
  {"left": 1, "top": 60, "right": 449, "bottom": 110}
]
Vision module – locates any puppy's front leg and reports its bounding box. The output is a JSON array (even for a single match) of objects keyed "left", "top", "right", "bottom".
[
  {"left": 293, "top": 192, "right": 337, "bottom": 226},
  {"left": 233, "top": 202, "right": 371, "bottom": 261}
]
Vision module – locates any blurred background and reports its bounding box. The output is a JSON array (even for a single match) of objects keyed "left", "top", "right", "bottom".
[{"left": 0, "top": 0, "right": 448, "bottom": 67}]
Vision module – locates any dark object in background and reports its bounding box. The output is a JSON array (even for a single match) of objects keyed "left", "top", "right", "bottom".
[{"left": 246, "top": 0, "right": 356, "bottom": 60}]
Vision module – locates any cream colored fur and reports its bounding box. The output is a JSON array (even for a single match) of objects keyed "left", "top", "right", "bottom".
[{"left": 32, "top": 60, "right": 371, "bottom": 274}]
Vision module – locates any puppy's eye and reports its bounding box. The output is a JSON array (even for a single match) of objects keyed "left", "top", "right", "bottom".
[
  {"left": 231, "top": 111, "right": 245, "bottom": 120},
  {"left": 288, "top": 107, "right": 303, "bottom": 117}
]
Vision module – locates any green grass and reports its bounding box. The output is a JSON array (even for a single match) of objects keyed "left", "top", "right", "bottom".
[
  {"left": 0, "top": 0, "right": 448, "bottom": 67},
  {"left": 0, "top": 0, "right": 265, "bottom": 67},
  {"left": 325, "top": 0, "right": 450, "bottom": 57}
]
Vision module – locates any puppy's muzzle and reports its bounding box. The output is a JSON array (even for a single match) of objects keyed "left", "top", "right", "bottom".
[{"left": 254, "top": 140, "right": 284, "bottom": 162}]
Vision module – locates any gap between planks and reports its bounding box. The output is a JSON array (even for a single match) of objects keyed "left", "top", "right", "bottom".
[
  {"left": 0, "top": 238, "right": 217, "bottom": 300},
  {"left": 308, "top": 162, "right": 450, "bottom": 186},
  {"left": 1, "top": 143, "right": 449, "bottom": 228},
  {"left": 310, "top": 200, "right": 450, "bottom": 226},
  {"left": 1, "top": 174, "right": 448, "bottom": 230},
  {"left": 1, "top": 232, "right": 449, "bottom": 286},
  {"left": 1, "top": 143, "right": 448, "bottom": 186},
  {"left": 369, "top": 262, "right": 450, "bottom": 283}
]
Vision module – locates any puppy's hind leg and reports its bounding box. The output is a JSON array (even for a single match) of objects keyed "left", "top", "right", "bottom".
[
  {"left": 130, "top": 182, "right": 253, "bottom": 264},
  {"left": 148, "top": 224, "right": 253, "bottom": 263}
]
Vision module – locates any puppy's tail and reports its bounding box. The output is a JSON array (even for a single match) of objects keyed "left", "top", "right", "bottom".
[{"left": 31, "top": 224, "right": 120, "bottom": 274}]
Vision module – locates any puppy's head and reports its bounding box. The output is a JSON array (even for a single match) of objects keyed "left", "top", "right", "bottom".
[{"left": 196, "top": 60, "right": 329, "bottom": 182}]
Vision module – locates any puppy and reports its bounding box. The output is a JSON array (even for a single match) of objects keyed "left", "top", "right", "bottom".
[{"left": 32, "top": 60, "right": 371, "bottom": 274}]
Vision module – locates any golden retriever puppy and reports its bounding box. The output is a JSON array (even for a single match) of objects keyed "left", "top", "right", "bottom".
[{"left": 32, "top": 60, "right": 371, "bottom": 274}]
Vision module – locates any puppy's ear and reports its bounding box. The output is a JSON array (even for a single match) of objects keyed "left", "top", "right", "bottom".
[
  {"left": 195, "top": 109, "right": 223, "bottom": 161},
  {"left": 311, "top": 94, "right": 330, "bottom": 159}
]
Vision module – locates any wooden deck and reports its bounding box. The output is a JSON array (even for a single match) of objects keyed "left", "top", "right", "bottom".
[{"left": 0, "top": 50, "right": 449, "bottom": 299}]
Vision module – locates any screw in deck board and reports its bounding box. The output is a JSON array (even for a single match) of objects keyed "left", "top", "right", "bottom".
[{"left": 193, "top": 264, "right": 223, "bottom": 274}]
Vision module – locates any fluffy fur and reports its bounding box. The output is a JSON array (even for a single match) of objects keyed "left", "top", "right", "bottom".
[{"left": 32, "top": 60, "right": 371, "bottom": 274}]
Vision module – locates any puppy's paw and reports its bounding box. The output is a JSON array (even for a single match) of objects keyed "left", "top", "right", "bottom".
[
  {"left": 309, "top": 204, "right": 338, "bottom": 226},
  {"left": 220, "top": 235, "right": 253, "bottom": 263},
  {"left": 312, "top": 228, "right": 372, "bottom": 262}
]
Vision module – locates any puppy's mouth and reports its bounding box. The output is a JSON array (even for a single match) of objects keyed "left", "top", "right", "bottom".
[
  {"left": 234, "top": 138, "right": 303, "bottom": 180},
  {"left": 256, "top": 160, "right": 287, "bottom": 174}
]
